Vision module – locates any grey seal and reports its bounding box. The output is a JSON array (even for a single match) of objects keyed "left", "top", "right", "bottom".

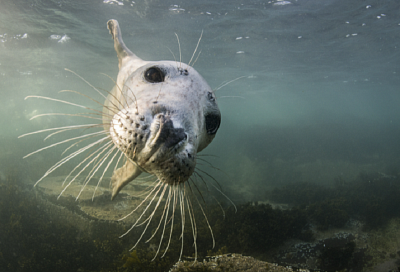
[
  {"left": 104, "top": 19, "right": 221, "bottom": 199},
  {"left": 21, "top": 19, "right": 222, "bottom": 260}
]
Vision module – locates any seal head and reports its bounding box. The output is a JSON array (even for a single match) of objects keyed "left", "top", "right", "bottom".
[{"left": 105, "top": 20, "right": 220, "bottom": 199}]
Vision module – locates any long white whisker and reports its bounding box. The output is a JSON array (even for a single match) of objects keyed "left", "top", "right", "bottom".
[
  {"left": 44, "top": 125, "right": 106, "bottom": 142},
  {"left": 120, "top": 182, "right": 163, "bottom": 242},
  {"left": 25, "top": 96, "right": 96, "bottom": 111},
  {"left": 75, "top": 142, "right": 115, "bottom": 200},
  {"left": 214, "top": 76, "right": 246, "bottom": 92},
  {"left": 193, "top": 190, "right": 215, "bottom": 249},
  {"left": 178, "top": 185, "right": 185, "bottom": 261},
  {"left": 92, "top": 147, "right": 119, "bottom": 200},
  {"left": 150, "top": 185, "right": 172, "bottom": 261},
  {"left": 23, "top": 131, "right": 105, "bottom": 159},
  {"left": 186, "top": 193, "right": 197, "bottom": 261},
  {"left": 174, "top": 33, "right": 182, "bottom": 70},
  {"left": 64, "top": 68, "right": 108, "bottom": 100},
  {"left": 118, "top": 180, "right": 162, "bottom": 222},
  {"left": 129, "top": 184, "right": 168, "bottom": 250},
  {"left": 187, "top": 30, "right": 203, "bottom": 69},
  {"left": 18, "top": 124, "right": 99, "bottom": 138},
  {"left": 58, "top": 140, "right": 113, "bottom": 199},
  {"left": 209, "top": 182, "right": 237, "bottom": 213},
  {"left": 161, "top": 185, "right": 178, "bottom": 258},
  {"left": 29, "top": 113, "right": 104, "bottom": 121},
  {"left": 60, "top": 136, "right": 111, "bottom": 187}
]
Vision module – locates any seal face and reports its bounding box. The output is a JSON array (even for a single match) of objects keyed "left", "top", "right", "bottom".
[{"left": 105, "top": 20, "right": 221, "bottom": 199}]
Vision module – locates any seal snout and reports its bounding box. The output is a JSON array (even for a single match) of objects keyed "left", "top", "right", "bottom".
[{"left": 152, "top": 114, "right": 187, "bottom": 149}]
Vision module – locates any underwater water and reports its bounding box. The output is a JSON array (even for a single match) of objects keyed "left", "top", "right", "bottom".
[{"left": 1, "top": 0, "right": 400, "bottom": 271}]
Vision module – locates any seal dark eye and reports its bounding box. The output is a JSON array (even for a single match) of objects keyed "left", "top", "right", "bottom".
[
  {"left": 144, "top": 67, "right": 165, "bottom": 83},
  {"left": 205, "top": 113, "right": 221, "bottom": 135}
]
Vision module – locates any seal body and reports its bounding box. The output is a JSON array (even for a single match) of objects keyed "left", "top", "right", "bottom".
[{"left": 105, "top": 20, "right": 221, "bottom": 199}]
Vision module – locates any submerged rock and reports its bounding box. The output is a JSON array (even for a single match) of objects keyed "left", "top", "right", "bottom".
[{"left": 170, "top": 254, "right": 308, "bottom": 272}]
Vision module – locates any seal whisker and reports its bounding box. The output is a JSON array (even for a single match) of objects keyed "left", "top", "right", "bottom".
[
  {"left": 75, "top": 142, "right": 115, "bottom": 200},
  {"left": 187, "top": 30, "right": 203, "bottom": 69},
  {"left": 146, "top": 184, "right": 170, "bottom": 242},
  {"left": 93, "top": 146, "right": 119, "bottom": 200},
  {"left": 120, "top": 182, "right": 163, "bottom": 241},
  {"left": 214, "top": 75, "right": 246, "bottom": 92},
  {"left": 161, "top": 185, "right": 178, "bottom": 258},
  {"left": 178, "top": 187, "right": 185, "bottom": 261},
  {"left": 209, "top": 182, "right": 237, "bottom": 213},
  {"left": 24, "top": 131, "right": 106, "bottom": 159},
  {"left": 99, "top": 73, "right": 128, "bottom": 111},
  {"left": 192, "top": 188, "right": 215, "bottom": 249},
  {"left": 166, "top": 47, "right": 178, "bottom": 69},
  {"left": 29, "top": 112, "right": 104, "bottom": 121},
  {"left": 64, "top": 68, "right": 108, "bottom": 100},
  {"left": 123, "top": 84, "right": 139, "bottom": 114},
  {"left": 61, "top": 132, "right": 109, "bottom": 156},
  {"left": 150, "top": 186, "right": 172, "bottom": 260},
  {"left": 174, "top": 33, "right": 182, "bottom": 70},
  {"left": 195, "top": 167, "right": 223, "bottom": 191},
  {"left": 25, "top": 95, "right": 111, "bottom": 118},
  {"left": 185, "top": 190, "right": 198, "bottom": 261},
  {"left": 189, "top": 50, "right": 202, "bottom": 71},
  {"left": 118, "top": 180, "right": 163, "bottom": 222},
  {"left": 218, "top": 96, "right": 245, "bottom": 99},
  {"left": 45, "top": 125, "right": 107, "bottom": 142},
  {"left": 59, "top": 138, "right": 113, "bottom": 189},
  {"left": 129, "top": 184, "right": 168, "bottom": 250},
  {"left": 19, "top": 124, "right": 100, "bottom": 139},
  {"left": 36, "top": 136, "right": 110, "bottom": 186}
]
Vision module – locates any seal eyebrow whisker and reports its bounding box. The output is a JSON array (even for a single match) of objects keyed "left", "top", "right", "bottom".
[
  {"left": 188, "top": 50, "right": 202, "bottom": 72},
  {"left": 214, "top": 75, "right": 247, "bottom": 92},
  {"left": 187, "top": 29, "right": 203, "bottom": 70},
  {"left": 166, "top": 47, "right": 178, "bottom": 69},
  {"left": 174, "top": 33, "right": 182, "bottom": 70}
]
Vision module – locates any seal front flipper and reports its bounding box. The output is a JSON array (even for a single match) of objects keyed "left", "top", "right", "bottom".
[
  {"left": 110, "top": 161, "right": 142, "bottom": 200},
  {"left": 107, "top": 19, "right": 141, "bottom": 69}
]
